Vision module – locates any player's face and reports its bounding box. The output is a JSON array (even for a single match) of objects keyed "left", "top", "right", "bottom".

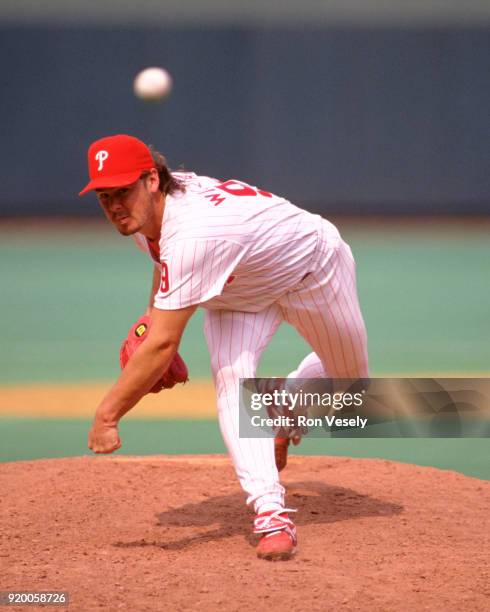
[{"left": 96, "top": 174, "right": 155, "bottom": 236}]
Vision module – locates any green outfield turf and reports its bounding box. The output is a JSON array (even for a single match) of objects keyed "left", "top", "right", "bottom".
[
  {"left": 1, "top": 219, "right": 489, "bottom": 382},
  {"left": 0, "top": 219, "right": 488, "bottom": 474},
  {"left": 0, "top": 418, "right": 487, "bottom": 480}
]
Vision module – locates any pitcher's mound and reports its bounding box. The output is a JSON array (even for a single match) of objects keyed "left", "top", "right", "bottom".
[{"left": 1, "top": 455, "right": 489, "bottom": 611}]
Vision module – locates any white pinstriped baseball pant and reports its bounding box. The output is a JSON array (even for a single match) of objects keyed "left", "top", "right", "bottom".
[{"left": 204, "top": 221, "right": 369, "bottom": 514}]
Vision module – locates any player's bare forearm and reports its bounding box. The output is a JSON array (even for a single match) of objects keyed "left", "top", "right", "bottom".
[
  {"left": 93, "top": 304, "right": 197, "bottom": 426},
  {"left": 88, "top": 339, "right": 175, "bottom": 455},
  {"left": 89, "top": 305, "right": 196, "bottom": 454},
  {"left": 95, "top": 338, "right": 177, "bottom": 425}
]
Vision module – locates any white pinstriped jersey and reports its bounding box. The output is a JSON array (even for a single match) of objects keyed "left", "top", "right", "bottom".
[
  {"left": 130, "top": 172, "right": 369, "bottom": 514},
  {"left": 133, "top": 173, "right": 341, "bottom": 312}
]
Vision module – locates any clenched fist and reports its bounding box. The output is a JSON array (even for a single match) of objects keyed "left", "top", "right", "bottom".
[{"left": 88, "top": 419, "right": 121, "bottom": 454}]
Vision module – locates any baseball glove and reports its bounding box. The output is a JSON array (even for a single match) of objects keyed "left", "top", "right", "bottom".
[{"left": 119, "top": 314, "right": 189, "bottom": 393}]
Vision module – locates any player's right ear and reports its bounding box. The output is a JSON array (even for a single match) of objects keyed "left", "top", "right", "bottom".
[{"left": 146, "top": 168, "right": 161, "bottom": 194}]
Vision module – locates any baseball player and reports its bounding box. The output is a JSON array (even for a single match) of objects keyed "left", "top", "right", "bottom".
[{"left": 80, "top": 134, "right": 369, "bottom": 561}]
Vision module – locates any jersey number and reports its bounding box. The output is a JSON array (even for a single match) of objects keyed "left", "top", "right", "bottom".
[
  {"left": 204, "top": 180, "right": 272, "bottom": 205},
  {"left": 160, "top": 262, "right": 169, "bottom": 294},
  {"left": 217, "top": 180, "right": 272, "bottom": 198}
]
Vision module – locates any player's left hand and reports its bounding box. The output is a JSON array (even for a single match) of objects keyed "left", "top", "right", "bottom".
[{"left": 88, "top": 419, "right": 121, "bottom": 454}]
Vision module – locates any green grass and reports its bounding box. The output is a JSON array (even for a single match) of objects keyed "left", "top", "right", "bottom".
[
  {"left": 1, "top": 220, "right": 488, "bottom": 382},
  {"left": 0, "top": 418, "right": 487, "bottom": 480},
  {"left": 1, "top": 220, "right": 488, "bottom": 475}
]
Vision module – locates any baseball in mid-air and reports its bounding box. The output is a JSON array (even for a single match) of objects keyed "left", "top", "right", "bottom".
[{"left": 133, "top": 67, "right": 173, "bottom": 102}]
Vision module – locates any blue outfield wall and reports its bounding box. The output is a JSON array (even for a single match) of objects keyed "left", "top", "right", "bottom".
[{"left": 1, "top": 25, "right": 489, "bottom": 216}]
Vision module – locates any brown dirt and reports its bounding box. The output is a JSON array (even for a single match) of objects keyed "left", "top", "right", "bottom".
[{"left": 1, "top": 455, "right": 489, "bottom": 612}]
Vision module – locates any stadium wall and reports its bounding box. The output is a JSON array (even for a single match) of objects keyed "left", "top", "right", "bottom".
[{"left": 1, "top": 25, "right": 489, "bottom": 216}]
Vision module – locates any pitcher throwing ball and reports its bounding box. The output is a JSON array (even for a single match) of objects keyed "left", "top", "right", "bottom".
[{"left": 80, "top": 134, "right": 369, "bottom": 561}]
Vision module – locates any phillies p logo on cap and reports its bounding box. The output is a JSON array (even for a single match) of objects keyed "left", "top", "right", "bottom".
[
  {"left": 79, "top": 134, "right": 154, "bottom": 196},
  {"left": 95, "top": 150, "right": 109, "bottom": 171}
]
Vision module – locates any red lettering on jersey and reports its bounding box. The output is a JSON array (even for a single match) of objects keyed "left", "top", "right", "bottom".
[
  {"left": 217, "top": 180, "right": 256, "bottom": 197},
  {"left": 215, "top": 180, "right": 273, "bottom": 199},
  {"left": 204, "top": 192, "right": 226, "bottom": 206},
  {"left": 160, "top": 262, "right": 170, "bottom": 293},
  {"left": 204, "top": 180, "right": 273, "bottom": 205}
]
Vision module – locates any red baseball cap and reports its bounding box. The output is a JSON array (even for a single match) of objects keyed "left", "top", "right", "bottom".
[{"left": 79, "top": 134, "right": 154, "bottom": 196}]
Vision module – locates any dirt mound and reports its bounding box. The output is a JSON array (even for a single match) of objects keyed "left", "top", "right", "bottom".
[{"left": 1, "top": 455, "right": 489, "bottom": 611}]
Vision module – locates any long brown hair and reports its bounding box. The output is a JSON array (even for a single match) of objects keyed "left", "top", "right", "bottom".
[{"left": 149, "top": 146, "right": 186, "bottom": 195}]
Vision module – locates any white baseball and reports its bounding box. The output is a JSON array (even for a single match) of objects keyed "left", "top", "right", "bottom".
[{"left": 133, "top": 67, "right": 173, "bottom": 102}]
